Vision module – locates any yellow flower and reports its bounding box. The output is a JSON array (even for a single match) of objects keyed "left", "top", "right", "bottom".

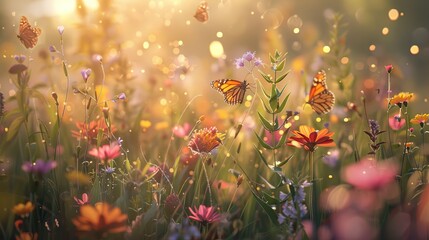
[
  {"left": 390, "top": 92, "right": 413, "bottom": 107},
  {"left": 410, "top": 113, "right": 429, "bottom": 127},
  {"left": 66, "top": 170, "right": 92, "bottom": 185},
  {"left": 72, "top": 202, "right": 128, "bottom": 239},
  {"left": 12, "top": 202, "right": 34, "bottom": 217}
]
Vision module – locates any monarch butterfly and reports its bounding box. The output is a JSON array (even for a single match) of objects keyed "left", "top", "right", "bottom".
[
  {"left": 194, "top": 1, "right": 209, "bottom": 23},
  {"left": 17, "top": 16, "right": 41, "bottom": 49},
  {"left": 211, "top": 79, "right": 249, "bottom": 105},
  {"left": 306, "top": 70, "right": 335, "bottom": 114}
]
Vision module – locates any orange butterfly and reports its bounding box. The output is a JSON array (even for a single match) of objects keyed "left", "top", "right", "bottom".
[
  {"left": 194, "top": 1, "right": 209, "bottom": 23},
  {"left": 211, "top": 79, "right": 249, "bottom": 105},
  {"left": 17, "top": 16, "right": 41, "bottom": 49},
  {"left": 306, "top": 70, "right": 335, "bottom": 114}
]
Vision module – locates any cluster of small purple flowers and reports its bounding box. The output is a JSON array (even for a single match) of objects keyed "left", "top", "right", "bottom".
[
  {"left": 278, "top": 180, "right": 310, "bottom": 232},
  {"left": 234, "top": 51, "right": 263, "bottom": 69}
]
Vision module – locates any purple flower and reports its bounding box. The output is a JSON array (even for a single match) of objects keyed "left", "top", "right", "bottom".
[
  {"left": 234, "top": 57, "right": 245, "bottom": 69},
  {"left": 323, "top": 149, "right": 340, "bottom": 167},
  {"left": 14, "top": 55, "right": 26, "bottom": 63},
  {"left": 57, "top": 25, "right": 65, "bottom": 35},
  {"left": 253, "top": 57, "right": 263, "bottom": 67},
  {"left": 81, "top": 68, "right": 92, "bottom": 82},
  {"left": 167, "top": 219, "right": 201, "bottom": 240},
  {"left": 103, "top": 167, "right": 115, "bottom": 174},
  {"left": 22, "top": 159, "right": 57, "bottom": 175},
  {"left": 118, "top": 93, "right": 126, "bottom": 100},
  {"left": 242, "top": 51, "right": 255, "bottom": 61},
  {"left": 49, "top": 45, "right": 58, "bottom": 53}
]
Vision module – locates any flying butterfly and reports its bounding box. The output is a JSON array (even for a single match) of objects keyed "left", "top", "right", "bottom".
[
  {"left": 306, "top": 70, "right": 335, "bottom": 114},
  {"left": 211, "top": 79, "right": 249, "bottom": 105},
  {"left": 17, "top": 16, "right": 42, "bottom": 49},
  {"left": 194, "top": 1, "right": 209, "bottom": 23}
]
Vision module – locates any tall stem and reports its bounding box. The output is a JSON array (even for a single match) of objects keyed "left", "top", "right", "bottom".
[{"left": 309, "top": 151, "right": 318, "bottom": 239}]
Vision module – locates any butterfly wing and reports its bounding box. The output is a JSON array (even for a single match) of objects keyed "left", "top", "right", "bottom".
[
  {"left": 211, "top": 79, "right": 247, "bottom": 105},
  {"left": 194, "top": 1, "right": 209, "bottom": 23},
  {"left": 17, "top": 16, "right": 41, "bottom": 49},
  {"left": 307, "top": 70, "right": 335, "bottom": 114}
]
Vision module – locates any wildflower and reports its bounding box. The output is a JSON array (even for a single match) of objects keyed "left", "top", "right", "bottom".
[
  {"left": 14, "top": 55, "right": 26, "bottom": 63},
  {"left": 263, "top": 129, "right": 281, "bottom": 146},
  {"left": 254, "top": 58, "right": 263, "bottom": 67},
  {"left": 385, "top": 64, "right": 393, "bottom": 73},
  {"left": 72, "top": 203, "right": 128, "bottom": 239},
  {"left": 12, "top": 202, "right": 35, "bottom": 217},
  {"left": 81, "top": 68, "right": 92, "bottom": 82},
  {"left": 164, "top": 194, "right": 182, "bottom": 218},
  {"left": 22, "top": 159, "right": 57, "bottom": 176},
  {"left": 234, "top": 57, "right": 245, "bottom": 69},
  {"left": 147, "top": 163, "right": 171, "bottom": 182},
  {"left": 180, "top": 147, "right": 198, "bottom": 166},
  {"left": 288, "top": 125, "right": 335, "bottom": 152},
  {"left": 167, "top": 219, "right": 201, "bottom": 240},
  {"left": 88, "top": 144, "right": 121, "bottom": 164},
  {"left": 57, "top": 25, "right": 64, "bottom": 35},
  {"left": 389, "top": 92, "right": 413, "bottom": 107},
  {"left": 15, "top": 220, "right": 37, "bottom": 240},
  {"left": 365, "top": 120, "right": 385, "bottom": 154},
  {"left": 103, "top": 166, "right": 115, "bottom": 174},
  {"left": 323, "top": 149, "right": 340, "bottom": 167},
  {"left": 173, "top": 123, "right": 191, "bottom": 138},
  {"left": 343, "top": 157, "right": 398, "bottom": 190},
  {"left": 188, "top": 205, "right": 221, "bottom": 224},
  {"left": 242, "top": 51, "right": 255, "bottom": 61},
  {"left": 48, "top": 45, "right": 57, "bottom": 53},
  {"left": 388, "top": 115, "right": 405, "bottom": 131},
  {"left": 74, "top": 193, "right": 89, "bottom": 205},
  {"left": 188, "top": 127, "right": 222, "bottom": 155},
  {"left": 410, "top": 113, "right": 429, "bottom": 127},
  {"left": 117, "top": 93, "right": 126, "bottom": 100},
  {"left": 72, "top": 120, "right": 116, "bottom": 143},
  {"left": 93, "top": 54, "right": 103, "bottom": 62},
  {"left": 278, "top": 180, "right": 310, "bottom": 231}
]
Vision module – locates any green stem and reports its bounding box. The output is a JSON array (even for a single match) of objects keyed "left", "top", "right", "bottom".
[
  {"left": 201, "top": 158, "right": 213, "bottom": 206},
  {"left": 309, "top": 151, "right": 318, "bottom": 239}
]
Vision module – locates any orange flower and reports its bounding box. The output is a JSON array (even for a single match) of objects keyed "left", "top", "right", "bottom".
[
  {"left": 288, "top": 125, "right": 335, "bottom": 152},
  {"left": 71, "top": 119, "right": 116, "bottom": 143},
  {"left": 72, "top": 203, "right": 128, "bottom": 239},
  {"left": 188, "top": 127, "right": 222, "bottom": 155},
  {"left": 12, "top": 202, "right": 34, "bottom": 217},
  {"left": 410, "top": 113, "right": 429, "bottom": 127},
  {"left": 15, "top": 232, "right": 38, "bottom": 240},
  {"left": 389, "top": 92, "right": 413, "bottom": 107}
]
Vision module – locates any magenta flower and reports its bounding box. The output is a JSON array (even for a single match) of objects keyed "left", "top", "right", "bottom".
[
  {"left": 242, "top": 51, "right": 255, "bottom": 61},
  {"left": 74, "top": 193, "right": 89, "bottom": 205},
  {"left": 188, "top": 205, "right": 221, "bottom": 224},
  {"left": 389, "top": 115, "right": 405, "bottom": 131},
  {"left": 173, "top": 123, "right": 191, "bottom": 138},
  {"left": 254, "top": 57, "right": 263, "bottom": 67},
  {"left": 22, "top": 159, "right": 57, "bottom": 175},
  {"left": 385, "top": 64, "right": 393, "bottom": 73},
  {"left": 88, "top": 144, "right": 121, "bottom": 164},
  {"left": 343, "top": 157, "right": 398, "bottom": 190},
  {"left": 234, "top": 57, "right": 245, "bottom": 69}
]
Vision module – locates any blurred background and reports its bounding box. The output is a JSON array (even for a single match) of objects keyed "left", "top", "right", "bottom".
[{"left": 1, "top": 0, "right": 429, "bottom": 113}]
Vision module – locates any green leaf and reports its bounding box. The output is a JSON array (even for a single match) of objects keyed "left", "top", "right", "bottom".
[
  {"left": 269, "top": 85, "right": 278, "bottom": 111},
  {"left": 275, "top": 93, "right": 290, "bottom": 114},
  {"left": 254, "top": 145, "right": 270, "bottom": 168},
  {"left": 275, "top": 50, "right": 281, "bottom": 59},
  {"left": 254, "top": 132, "right": 273, "bottom": 150},
  {"left": 273, "top": 130, "right": 288, "bottom": 149},
  {"left": 248, "top": 184, "right": 279, "bottom": 225},
  {"left": 275, "top": 71, "right": 290, "bottom": 84},
  {"left": 6, "top": 115, "right": 25, "bottom": 142},
  {"left": 275, "top": 59, "right": 285, "bottom": 72},
  {"left": 277, "top": 155, "right": 293, "bottom": 167},
  {"left": 269, "top": 54, "right": 275, "bottom": 64},
  {"left": 262, "top": 191, "right": 280, "bottom": 205},
  {"left": 261, "top": 100, "right": 275, "bottom": 114},
  {"left": 62, "top": 61, "right": 68, "bottom": 77},
  {"left": 257, "top": 112, "right": 274, "bottom": 132},
  {"left": 258, "top": 81, "right": 271, "bottom": 100},
  {"left": 259, "top": 70, "right": 273, "bottom": 83}
]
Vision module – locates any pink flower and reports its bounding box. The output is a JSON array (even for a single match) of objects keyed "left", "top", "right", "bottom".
[
  {"left": 385, "top": 64, "right": 393, "bottom": 73},
  {"left": 389, "top": 115, "right": 405, "bottom": 131},
  {"left": 74, "top": 193, "right": 89, "bottom": 205},
  {"left": 188, "top": 205, "right": 221, "bottom": 224},
  {"left": 173, "top": 123, "right": 191, "bottom": 138},
  {"left": 88, "top": 144, "right": 121, "bottom": 164},
  {"left": 343, "top": 157, "right": 398, "bottom": 190},
  {"left": 263, "top": 130, "right": 281, "bottom": 145}
]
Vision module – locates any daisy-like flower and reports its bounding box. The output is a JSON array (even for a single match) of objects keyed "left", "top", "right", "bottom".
[
  {"left": 343, "top": 157, "right": 398, "bottom": 190},
  {"left": 389, "top": 92, "right": 413, "bottom": 107},
  {"left": 74, "top": 193, "right": 89, "bottom": 205},
  {"left": 12, "top": 202, "right": 35, "bottom": 217},
  {"left": 88, "top": 144, "right": 121, "bottom": 164},
  {"left": 72, "top": 203, "right": 128, "bottom": 239},
  {"left": 388, "top": 115, "right": 405, "bottom": 131},
  {"left": 410, "top": 113, "right": 429, "bottom": 127},
  {"left": 188, "top": 205, "right": 221, "bottom": 225},
  {"left": 188, "top": 127, "right": 222, "bottom": 155},
  {"left": 22, "top": 159, "right": 57, "bottom": 176},
  {"left": 288, "top": 125, "right": 335, "bottom": 152}
]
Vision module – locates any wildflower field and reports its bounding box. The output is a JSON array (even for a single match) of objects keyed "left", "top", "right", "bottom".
[{"left": 2, "top": 0, "right": 429, "bottom": 239}]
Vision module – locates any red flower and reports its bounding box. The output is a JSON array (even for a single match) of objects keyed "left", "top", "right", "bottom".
[
  {"left": 88, "top": 144, "right": 121, "bottom": 164},
  {"left": 288, "top": 125, "right": 335, "bottom": 152},
  {"left": 385, "top": 64, "right": 393, "bottom": 73},
  {"left": 188, "top": 205, "right": 221, "bottom": 224},
  {"left": 388, "top": 115, "right": 405, "bottom": 131}
]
